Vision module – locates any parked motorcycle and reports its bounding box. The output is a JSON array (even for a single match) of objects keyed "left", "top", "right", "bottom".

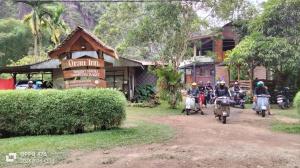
[
  {"left": 276, "top": 88, "right": 290, "bottom": 109},
  {"left": 255, "top": 94, "right": 270, "bottom": 117},
  {"left": 183, "top": 94, "right": 203, "bottom": 115},
  {"left": 214, "top": 96, "right": 230, "bottom": 124},
  {"left": 231, "top": 90, "right": 246, "bottom": 109}
]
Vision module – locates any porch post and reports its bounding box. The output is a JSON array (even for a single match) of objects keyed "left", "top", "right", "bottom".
[{"left": 193, "top": 63, "right": 196, "bottom": 82}]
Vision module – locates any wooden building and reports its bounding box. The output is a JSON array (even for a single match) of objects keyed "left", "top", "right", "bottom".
[
  {"left": 181, "top": 22, "right": 268, "bottom": 87},
  {"left": 0, "top": 27, "right": 157, "bottom": 100}
]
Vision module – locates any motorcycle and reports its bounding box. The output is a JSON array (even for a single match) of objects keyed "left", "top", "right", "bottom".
[
  {"left": 199, "top": 91, "right": 206, "bottom": 108},
  {"left": 206, "top": 89, "right": 215, "bottom": 104},
  {"left": 231, "top": 90, "right": 246, "bottom": 109},
  {"left": 277, "top": 91, "right": 290, "bottom": 109},
  {"left": 255, "top": 94, "right": 270, "bottom": 117},
  {"left": 183, "top": 94, "right": 203, "bottom": 115},
  {"left": 214, "top": 96, "right": 230, "bottom": 124}
]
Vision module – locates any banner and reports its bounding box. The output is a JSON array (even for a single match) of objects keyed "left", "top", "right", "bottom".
[{"left": 0, "top": 78, "right": 15, "bottom": 90}]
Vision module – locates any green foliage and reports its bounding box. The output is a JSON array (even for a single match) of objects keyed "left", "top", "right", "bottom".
[
  {"left": 153, "top": 65, "right": 183, "bottom": 108},
  {"left": 294, "top": 91, "right": 300, "bottom": 115},
  {"left": 9, "top": 55, "right": 48, "bottom": 66},
  {"left": 135, "top": 84, "right": 156, "bottom": 102},
  {"left": 0, "top": 18, "right": 33, "bottom": 66},
  {"left": 272, "top": 122, "right": 300, "bottom": 134},
  {"left": 127, "top": 2, "right": 201, "bottom": 66},
  {"left": 0, "top": 89, "right": 126, "bottom": 137},
  {"left": 45, "top": 4, "right": 70, "bottom": 46},
  {"left": 94, "top": 3, "right": 146, "bottom": 59},
  {"left": 251, "top": 0, "right": 300, "bottom": 87}
]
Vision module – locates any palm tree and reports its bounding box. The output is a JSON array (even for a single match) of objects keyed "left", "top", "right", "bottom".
[
  {"left": 46, "top": 5, "right": 69, "bottom": 47},
  {"left": 23, "top": 1, "right": 51, "bottom": 61}
]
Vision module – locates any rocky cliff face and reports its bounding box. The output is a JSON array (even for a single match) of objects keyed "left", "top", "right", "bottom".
[
  {"left": 62, "top": 2, "right": 97, "bottom": 30},
  {"left": 0, "top": 1, "right": 103, "bottom": 31}
]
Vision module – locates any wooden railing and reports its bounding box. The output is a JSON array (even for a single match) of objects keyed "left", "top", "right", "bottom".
[{"left": 230, "top": 80, "right": 251, "bottom": 92}]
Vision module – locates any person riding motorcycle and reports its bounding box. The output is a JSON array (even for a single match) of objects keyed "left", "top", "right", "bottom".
[
  {"left": 198, "top": 81, "right": 206, "bottom": 93},
  {"left": 186, "top": 82, "right": 202, "bottom": 113},
  {"left": 198, "top": 81, "right": 206, "bottom": 107},
  {"left": 233, "top": 81, "right": 241, "bottom": 92},
  {"left": 188, "top": 82, "right": 200, "bottom": 97},
  {"left": 205, "top": 81, "right": 214, "bottom": 104},
  {"left": 214, "top": 81, "right": 231, "bottom": 106},
  {"left": 215, "top": 81, "right": 230, "bottom": 97},
  {"left": 253, "top": 81, "right": 271, "bottom": 115}
]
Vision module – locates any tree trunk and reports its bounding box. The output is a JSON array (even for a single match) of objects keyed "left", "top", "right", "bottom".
[
  {"left": 34, "top": 35, "right": 38, "bottom": 62},
  {"left": 249, "top": 64, "right": 254, "bottom": 97},
  {"left": 237, "top": 64, "right": 241, "bottom": 81}
]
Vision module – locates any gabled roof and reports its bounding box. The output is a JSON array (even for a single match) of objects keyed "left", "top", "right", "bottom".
[{"left": 48, "top": 26, "right": 118, "bottom": 59}]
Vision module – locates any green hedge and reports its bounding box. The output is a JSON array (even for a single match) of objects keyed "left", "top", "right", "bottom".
[
  {"left": 294, "top": 91, "right": 300, "bottom": 114},
  {"left": 0, "top": 89, "right": 126, "bottom": 137}
]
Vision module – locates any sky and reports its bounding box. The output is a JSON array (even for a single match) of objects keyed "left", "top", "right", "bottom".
[{"left": 195, "top": 0, "right": 266, "bottom": 30}]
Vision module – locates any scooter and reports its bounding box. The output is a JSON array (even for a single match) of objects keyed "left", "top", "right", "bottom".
[
  {"left": 231, "top": 90, "right": 246, "bottom": 109},
  {"left": 214, "top": 96, "right": 230, "bottom": 124},
  {"left": 206, "top": 89, "right": 215, "bottom": 104},
  {"left": 183, "top": 94, "right": 202, "bottom": 115},
  {"left": 199, "top": 91, "right": 206, "bottom": 108},
  {"left": 255, "top": 94, "right": 270, "bottom": 117},
  {"left": 277, "top": 95, "right": 290, "bottom": 109}
]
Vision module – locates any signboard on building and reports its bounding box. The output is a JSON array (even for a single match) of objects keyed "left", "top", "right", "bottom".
[
  {"left": 65, "top": 79, "right": 106, "bottom": 88},
  {"left": 61, "top": 58, "right": 104, "bottom": 70},
  {"left": 63, "top": 69, "right": 105, "bottom": 79}
]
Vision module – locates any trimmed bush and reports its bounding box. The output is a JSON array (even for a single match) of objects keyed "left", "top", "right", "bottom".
[
  {"left": 294, "top": 91, "right": 300, "bottom": 114},
  {"left": 0, "top": 89, "right": 126, "bottom": 137}
]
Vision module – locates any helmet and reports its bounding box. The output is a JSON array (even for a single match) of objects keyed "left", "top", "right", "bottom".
[
  {"left": 220, "top": 80, "right": 226, "bottom": 86},
  {"left": 28, "top": 81, "right": 33, "bottom": 84},
  {"left": 207, "top": 81, "right": 211, "bottom": 84},
  {"left": 234, "top": 81, "right": 239, "bottom": 85},
  {"left": 192, "top": 82, "right": 197, "bottom": 86},
  {"left": 257, "top": 81, "right": 264, "bottom": 87}
]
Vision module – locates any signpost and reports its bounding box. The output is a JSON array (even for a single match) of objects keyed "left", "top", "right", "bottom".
[{"left": 61, "top": 57, "right": 106, "bottom": 89}]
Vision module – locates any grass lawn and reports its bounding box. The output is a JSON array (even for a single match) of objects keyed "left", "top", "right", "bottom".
[
  {"left": 0, "top": 102, "right": 179, "bottom": 167},
  {"left": 271, "top": 108, "right": 300, "bottom": 134},
  {"left": 245, "top": 103, "right": 300, "bottom": 134}
]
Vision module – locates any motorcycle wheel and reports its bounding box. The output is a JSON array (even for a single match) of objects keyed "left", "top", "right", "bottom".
[
  {"left": 280, "top": 105, "right": 284, "bottom": 110},
  {"left": 241, "top": 104, "right": 245, "bottom": 109},
  {"left": 218, "top": 116, "right": 221, "bottom": 120},
  {"left": 256, "top": 111, "right": 259, "bottom": 115},
  {"left": 262, "top": 110, "right": 266, "bottom": 117},
  {"left": 186, "top": 109, "right": 190, "bottom": 115},
  {"left": 200, "top": 111, "right": 204, "bottom": 115},
  {"left": 222, "top": 116, "right": 227, "bottom": 124}
]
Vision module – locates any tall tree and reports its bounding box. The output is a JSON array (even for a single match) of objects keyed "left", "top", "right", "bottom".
[
  {"left": 228, "top": 0, "right": 300, "bottom": 89},
  {"left": 45, "top": 4, "right": 69, "bottom": 47},
  {"left": 126, "top": 2, "right": 201, "bottom": 68},
  {"left": 22, "top": 1, "right": 52, "bottom": 60},
  {"left": 0, "top": 18, "right": 32, "bottom": 66}
]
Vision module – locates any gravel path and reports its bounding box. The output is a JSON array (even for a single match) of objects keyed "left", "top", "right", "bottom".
[{"left": 36, "top": 107, "right": 300, "bottom": 168}]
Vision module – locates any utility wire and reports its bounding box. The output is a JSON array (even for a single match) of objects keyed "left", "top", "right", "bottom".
[{"left": 16, "top": 0, "right": 202, "bottom": 2}]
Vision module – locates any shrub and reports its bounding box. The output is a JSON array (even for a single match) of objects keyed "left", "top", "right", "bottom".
[
  {"left": 0, "top": 89, "right": 126, "bottom": 137},
  {"left": 134, "top": 84, "right": 156, "bottom": 102},
  {"left": 294, "top": 91, "right": 300, "bottom": 114}
]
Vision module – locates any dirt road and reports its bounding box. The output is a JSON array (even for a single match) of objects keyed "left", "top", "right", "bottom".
[{"left": 38, "top": 108, "right": 300, "bottom": 168}]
